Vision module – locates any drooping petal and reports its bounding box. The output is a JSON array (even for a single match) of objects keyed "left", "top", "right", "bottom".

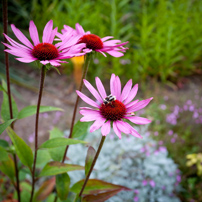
[
  {"left": 76, "top": 90, "right": 100, "bottom": 108},
  {"left": 116, "top": 120, "right": 130, "bottom": 134},
  {"left": 124, "top": 84, "right": 138, "bottom": 105},
  {"left": 124, "top": 122, "right": 143, "bottom": 138},
  {"left": 95, "top": 77, "right": 107, "bottom": 100},
  {"left": 125, "top": 116, "right": 152, "bottom": 125},
  {"left": 127, "top": 97, "right": 153, "bottom": 113},
  {"left": 89, "top": 118, "right": 106, "bottom": 133},
  {"left": 101, "top": 120, "right": 111, "bottom": 136},
  {"left": 105, "top": 50, "right": 124, "bottom": 57},
  {"left": 120, "top": 79, "right": 132, "bottom": 102},
  {"left": 83, "top": 79, "right": 103, "bottom": 103},
  {"left": 40, "top": 60, "right": 50, "bottom": 65},
  {"left": 113, "top": 122, "right": 122, "bottom": 139},
  {"left": 29, "top": 21, "right": 40, "bottom": 46},
  {"left": 16, "top": 57, "right": 36, "bottom": 63},
  {"left": 49, "top": 60, "right": 61, "bottom": 66},
  {"left": 42, "top": 20, "right": 53, "bottom": 43},
  {"left": 11, "top": 24, "right": 33, "bottom": 48}
]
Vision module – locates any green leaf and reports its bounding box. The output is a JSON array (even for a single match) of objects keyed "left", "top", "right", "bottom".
[
  {"left": 0, "top": 155, "right": 15, "bottom": 180},
  {"left": 72, "top": 121, "right": 90, "bottom": 139},
  {"left": 56, "top": 173, "right": 70, "bottom": 200},
  {"left": 0, "top": 118, "right": 16, "bottom": 135},
  {"left": 48, "top": 128, "right": 66, "bottom": 162},
  {"left": 0, "top": 146, "right": 9, "bottom": 161},
  {"left": 36, "top": 149, "right": 51, "bottom": 168},
  {"left": 39, "top": 137, "right": 87, "bottom": 149},
  {"left": 17, "top": 105, "right": 63, "bottom": 119},
  {"left": 7, "top": 127, "right": 33, "bottom": 169},
  {"left": 1, "top": 80, "right": 18, "bottom": 121},
  {"left": 39, "top": 162, "right": 84, "bottom": 177},
  {"left": 85, "top": 146, "right": 96, "bottom": 176},
  {"left": 70, "top": 179, "right": 131, "bottom": 195},
  {"left": 0, "top": 139, "right": 9, "bottom": 148}
]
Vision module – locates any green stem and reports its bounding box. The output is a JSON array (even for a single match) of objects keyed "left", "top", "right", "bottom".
[
  {"left": 79, "top": 136, "right": 106, "bottom": 197},
  {"left": 30, "top": 66, "right": 46, "bottom": 202},
  {"left": 62, "top": 53, "right": 92, "bottom": 162},
  {"left": 3, "top": 0, "right": 20, "bottom": 201}
]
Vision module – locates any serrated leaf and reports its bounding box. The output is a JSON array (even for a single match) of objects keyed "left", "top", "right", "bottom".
[
  {"left": 0, "top": 146, "right": 9, "bottom": 161},
  {"left": 39, "top": 137, "right": 87, "bottom": 149},
  {"left": 0, "top": 155, "right": 15, "bottom": 180},
  {"left": 1, "top": 80, "right": 18, "bottom": 121},
  {"left": 0, "top": 118, "right": 16, "bottom": 135},
  {"left": 56, "top": 173, "right": 70, "bottom": 200},
  {"left": 34, "top": 177, "right": 56, "bottom": 201},
  {"left": 72, "top": 121, "right": 90, "bottom": 139},
  {"left": 7, "top": 127, "right": 33, "bottom": 169},
  {"left": 70, "top": 179, "right": 131, "bottom": 195},
  {"left": 48, "top": 127, "right": 66, "bottom": 162},
  {"left": 85, "top": 146, "right": 96, "bottom": 176},
  {"left": 0, "top": 139, "right": 9, "bottom": 148},
  {"left": 17, "top": 105, "right": 63, "bottom": 119},
  {"left": 39, "top": 162, "right": 84, "bottom": 177}
]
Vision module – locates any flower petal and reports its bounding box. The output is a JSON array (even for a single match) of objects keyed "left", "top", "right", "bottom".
[
  {"left": 11, "top": 24, "right": 33, "bottom": 48},
  {"left": 124, "top": 122, "right": 143, "bottom": 138},
  {"left": 16, "top": 57, "right": 36, "bottom": 63},
  {"left": 95, "top": 77, "right": 107, "bottom": 100},
  {"left": 115, "top": 76, "right": 121, "bottom": 100},
  {"left": 113, "top": 122, "right": 122, "bottom": 139},
  {"left": 75, "top": 23, "right": 85, "bottom": 35},
  {"left": 89, "top": 118, "right": 106, "bottom": 133},
  {"left": 121, "top": 79, "right": 132, "bottom": 102},
  {"left": 76, "top": 90, "right": 100, "bottom": 108},
  {"left": 116, "top": 121, "right": 130, "bottom": 134},
  {"left": 83, "top": 79, "right": 103, "bottom": 103},
  {"left": 42, "top": 20, "right": 53, "bottom": 43},
  {"left": 29, "top": 21, "right": 40, "bottom": 46},
  {"left": 101, "top": 36, "right": 114, "bottom": 42},
  {"left": 101, "top": 120, "right": 111, "bottom": 136},
  {"left": 110, "top": 74, "right": 116, "bottom": 96},
  {"left": 125, "top": 99, "right": 139, "bottom": 109},
  {"left": 124, "top": 84, "right": 138, "bottom": 105},
  {"left": 105, "top": 50, "right": 124, "bottom": 57},
  {"left": 125, "top": 116, "right": 152, "bottom": 125}
]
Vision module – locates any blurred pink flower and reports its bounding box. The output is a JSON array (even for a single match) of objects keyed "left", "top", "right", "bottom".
[
  {"left": 58, "top": 23, "right": 128, "bottom": 57},
  {"left": 3, "top": 20, "right": 85, "bottom": 66},
  {"left": 77, "top": 74, "right": 153, "bottom": 139}
]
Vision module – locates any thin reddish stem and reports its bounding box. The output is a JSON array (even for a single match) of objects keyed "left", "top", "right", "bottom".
[
  {"left": 30, "top": 66, "right": 46, "bottom": 202},
  {"left": 3, "top": 0, "right": 20, "bottom": 201}
]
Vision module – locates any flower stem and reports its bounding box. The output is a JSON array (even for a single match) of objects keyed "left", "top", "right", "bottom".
[
  {"left": 30, "top": 66, "right": 46, "bottom": 202},
  {"left": 3, "top": 0, "right": 20, "bottom": 201},
  {"left": 79, "top": 136, "right": 106, "bottom": 197},
  {"left": 62, "top": 53, "right": 92, "bottom": 162}
]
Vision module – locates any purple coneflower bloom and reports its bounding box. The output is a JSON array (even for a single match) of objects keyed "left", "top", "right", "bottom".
[
  {"left": 58, "top": 23, "right": 128, "bottom": 57},
  {"left": 3, "top": 20, "right": 85, "bottom": 66},
  {"left": 76, "top": 74, "right": 153, "bottom": 139}
]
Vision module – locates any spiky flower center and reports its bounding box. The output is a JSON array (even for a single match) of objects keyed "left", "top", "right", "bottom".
[
  {"left": 32, "top": 43, "right": 59, "bottom": 60},
  {"left": 78, "top": 34, "right": 103, "bottom": 50},
  {"left": 100, "top": 100, "right": 126, "bottom": 121}
]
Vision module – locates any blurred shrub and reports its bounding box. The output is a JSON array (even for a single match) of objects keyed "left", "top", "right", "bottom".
[
  {"left": 66, "top": 126, "right": 181, "bottom": 202},
  {"left": 2, "top": 0, "right": 202, "bottom": 82}
]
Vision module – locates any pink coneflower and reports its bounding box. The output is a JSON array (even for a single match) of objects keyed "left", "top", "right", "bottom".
[
  {"left": 3, "top": 20, "right": 86, "bottom": 66},
  {"left": 76, "top": 74, "right": 153, "bottom": 139},
  {"left": 58, "top": 23, "right": 128, "bottom": 57}
]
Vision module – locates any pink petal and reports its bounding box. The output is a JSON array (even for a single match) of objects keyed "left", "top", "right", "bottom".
[
  {"left": 124, "top": 122, "right": 143, "bottom": 138},
  {"left": 116, "top": 121, "right": 130, "bottom": 134},
  {"left": 124, "top": 84, "right": 138, "bottom": 105},
  {"left": 96, "top": 50, "right": 107, "bottom": 57},
  {"left": 89, "top": 118, "right": 106, "bottom": 132},
  {"left": 49, "top": 60, "right": 61, "bottom": 67},
  {"left": 40, "top": 60, "right": 50, "bottom": 65},
  {"left": 95, "top": 77, "right": 107, "bottom": 100},
  {"left": 101, "top": 120, "right": 111, "bottom": 136},
  {"left": 76, "top": 90, "right": 100, "bottom": 108},
  {"left": 42, "top": 20, "right": 53, "bottom": 43},
  {"left": 105, "top": 50, "right": 124, "bottom": 57},
  {"left": 125, "top": 99, "right": 139, "bottom": 109},
  {"left": 11, "top": 24, "right": 33, "bottom": 49},
  {"left": 125, "top": 116, "right": 152, "bottom": 125},
  {"left": 115, "top": 76, "right": 121, "bottom": 100},
  {"left": 120, "top": 79, "right": 132, "bottom": 102},
  {"left": 113, "top": 122, "right": 122, "bottom": 139},
  {"left": 110, "top": 74, "right": 116, "bottom": 96},
  {"left": 80, "top": 115, "right": 100, "bottom": 122},
  {"left": 29, "top": 21, "right": 40, "bottom": 46},
  {"left": 75, "top": 23, "right": 85, "bottom": 35},
  {"left": 103, "top": 40, "right": 121, "bottom": 46},
  {"left": 127, "top": 98, "right": 153, "bottom": 113},
  {"left": 49, "top": 27, "right": 58, "bottom": 44},
  {"left": 101, "top": 36, "right": 114, "bottom": 42},
  {"left": 80, "top": 109, "right": 100, "bottom": 116},
  {"left": 16, "top": 57, "right": 36, "bottom": 63},
  {"left": 83, "top": 79, "right": 103, "bottom": 103}
]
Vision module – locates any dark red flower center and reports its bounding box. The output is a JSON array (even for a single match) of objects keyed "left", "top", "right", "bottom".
[
  {"left": 32, "top": 43, "right": 59, "bottom": 60},
  {"left": 78, "top": 34, "right": 103, "bottom": 50},
  {"left": 100, "top": 100, "right": 126, "bottom": 121}
]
